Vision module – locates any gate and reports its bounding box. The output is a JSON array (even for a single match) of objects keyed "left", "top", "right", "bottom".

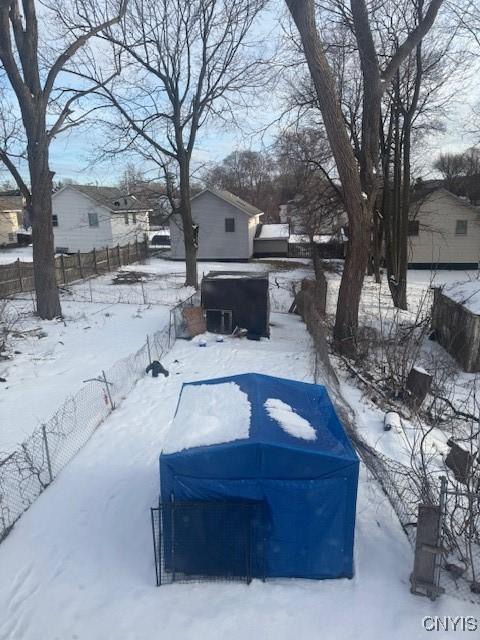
[{"left": 151, "top": 501, "right": 266, "bottom": 586}]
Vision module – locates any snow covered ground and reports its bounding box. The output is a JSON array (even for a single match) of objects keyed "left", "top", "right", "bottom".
[
  {"left": 0, "top": 257, "right": 310, "bottom": 454},
  {"left": 0, "top": 299, "right": 170, "bottom": 453},
  {"left": 0, "top": 312, "right": 475, "bottom": 639},
  {"left": 1, "top": 260, "right": 478, "bottom": 639}
]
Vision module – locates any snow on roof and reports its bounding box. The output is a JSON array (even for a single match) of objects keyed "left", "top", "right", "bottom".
[
  {"left": 257, "top": 224, "right": 290, "bottom": 240},
  {"left": 204, "top": 270, "right": 268, "bottom": 280},
  {"left": 162, "top": 382, "right": 251, "bottom": 453},
  {"left": 265, "top": 398, "right": 317, "bottom": 441},
  {"left": 441, "top": 280, "right": 480, "bottom": 315}
]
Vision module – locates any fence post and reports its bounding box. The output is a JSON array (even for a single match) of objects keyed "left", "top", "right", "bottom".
[
  {"left": 102, "top": 370, "right": 115, "bottom": 410},
  {"left": 117, "top": 244, "right": 121, "bottom": 266},
  {"left": 16, "top": 258, "right": 23, "bottom": 292},
  {"left": 60, "top": 254, "right": 67, "bottom": 284},
  {"left": 146, "top": 334, "right": 152, "bottom": 363},
  {"left": 77, "top": 250, "right": 84, "bottom": 279},
  {"left": 140, "top": 278, "right": 147, "bottom": 304},
  {"left": 106, "top": 246, "right": 111, "bottom": 271},
  {"left": 93, "top": 248, "right": 98, "bottom": 274},
  {"left": 41, "top": 424, "right": 53, "bottom": 484}
]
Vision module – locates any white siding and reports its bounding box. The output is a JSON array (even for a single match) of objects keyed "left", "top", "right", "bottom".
[
  {"left": 170, "top": 192, "right": 257, "bottom": 260},
  {"left": 52, "top": 187, "right": 113, "bottom": 252},
  {"left": 409, "top": 190, "right": 480, "bottom": 266},
  {"left": 110, "top": 211, "right": 149, "bottom": 247}
]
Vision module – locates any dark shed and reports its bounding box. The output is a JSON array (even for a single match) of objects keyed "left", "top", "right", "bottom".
[{"left": 201, "top": 271, "right": 270, "bottom": 338}]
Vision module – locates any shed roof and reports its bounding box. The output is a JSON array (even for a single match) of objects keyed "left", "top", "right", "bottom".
[
  {"left": 203, "top": 270, "right": 269, "bottom": 280},
  {"left": 192, "top": 188, "right": 263, "bottom": 217},
  {"left": 256, "top": 223, "right": 290, "bottom": 240},
  {"left": 161, "top": 373, "right": 357, "bottom": 465}
]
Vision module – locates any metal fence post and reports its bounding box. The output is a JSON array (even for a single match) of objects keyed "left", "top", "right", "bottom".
[
  {"left": 146, "top": 335, "right": 152, "bottom": 363},
  {"left": 102, "top": 370, "right": 115, "bottom": 410},
  {"left": 41, "top": 424, "right": 53, "bottom": 483},
  {"left": 141, "top": 278, "right": 147, "bottom": 304}
]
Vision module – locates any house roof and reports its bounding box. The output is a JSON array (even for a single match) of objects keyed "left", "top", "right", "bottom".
[
  {"left": 0, "top": 195, "right": 23, "bottom": 212},
  {"left": 410, "top": 187, "right": 480, "bottom": 213},
  {"left": 192, "top": 188, "right": 263, "bottom": 217},
  {"left": 57, "top": 185, "right": 151, "bottom": 212}
]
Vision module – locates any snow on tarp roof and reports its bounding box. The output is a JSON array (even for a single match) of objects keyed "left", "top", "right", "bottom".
[
  {"left": 265, "top": 398, "right": 317, "bottom": 440},
  {"left": 441, "top": 280, "right": 480, "bottom": 315},
  {"left": 161, "top": 373, "right": 357, "bottom": 462},
  {"left": 162, "top": 382, "right": 251, "bottom": 454}
]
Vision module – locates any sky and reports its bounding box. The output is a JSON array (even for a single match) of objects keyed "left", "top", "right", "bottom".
[{"left": 1, "top": 2, "right": 479, "bottom": 189}]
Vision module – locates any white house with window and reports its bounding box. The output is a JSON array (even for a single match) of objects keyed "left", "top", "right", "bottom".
[
  {"left": 169, "top": 188, "right": 263, "bottom": 260},
  {"left": 408, "top": 187, "right": 480, "bottom": 268},
  {"left": 51, "top": 184, "right": 150, "bottom": 253}
]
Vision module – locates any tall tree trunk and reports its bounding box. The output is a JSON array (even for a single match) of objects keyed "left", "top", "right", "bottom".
[
  {"left": 179, "top": 157, "right": 198, "bottom": 289},
  {"left": 286, "top": 0, "right": 370, "bottom": 353},
  {"left": 28, "top": 134, "right": 62, "bottom": 319}
]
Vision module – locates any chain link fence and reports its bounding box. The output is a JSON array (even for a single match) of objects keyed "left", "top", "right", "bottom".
[
  {"left": 297, "top": 276, "right": 480, "bottom": 606},
  {"left": 438, "top": 481, "right": 480, "bottom": 604},
  {"left": 0, "top": 318, "right": 174, "bottom": 543}
]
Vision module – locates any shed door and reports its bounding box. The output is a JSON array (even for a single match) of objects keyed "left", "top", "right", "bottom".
[{"left": 172, "top": 475, "right": 352, "bottom": 580}]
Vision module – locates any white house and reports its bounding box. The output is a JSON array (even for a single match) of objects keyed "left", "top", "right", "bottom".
[
  {"left": 170, "top": 188, "right": 263, "bottom": 260},
  {"left": 0, "top": 194, "right": 24, "bottom": 246},
  {"left": 409, "top": 188, "right": 480, "bottom": 268},
  {"left": 52, "top": 185, "right": 150, "bottom": 253}
]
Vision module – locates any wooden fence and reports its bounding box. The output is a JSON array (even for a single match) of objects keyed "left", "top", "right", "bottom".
[{"left": 0, "top": 240, "right": 148, "bottom": 298}]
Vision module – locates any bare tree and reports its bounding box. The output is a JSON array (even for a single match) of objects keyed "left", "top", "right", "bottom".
[
  {"left": 285, "top": 0, "right": 444, "bottom": 353},
  {"left": 86, "top": 0, "right": 268, "bottom": 288},
  {"left": 203, "top": 150, "right": 278, "bottom": 219},
  {"left": 0, "top": 0, "right": 126, "bottom": 319}
]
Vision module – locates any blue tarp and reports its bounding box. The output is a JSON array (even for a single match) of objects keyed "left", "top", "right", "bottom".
[{"left": 160, "top": 373, "right": 359, "bottom": 579}]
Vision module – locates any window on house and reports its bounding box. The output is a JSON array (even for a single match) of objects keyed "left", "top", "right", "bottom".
[
  {"left": 132, "top": 211, "right": 137, "bottom": 224},
  {"left": 407, "top": 220, "right": 419, "bottom": 236},
  {"left": 124, "top": 213, "right": 129, "bottom": 225},
  {"left": 88, "top": 212, "right": 99, "bottom": 228},
  {"left": 455, "top": 220, "right": 468, "bottom": 235},
  {"left": 52, "top": 214, "right": 59, "bottom": 227},
  {"left": 16, "top": 212, "right": 23, "bottom": 226},
  {"left": 225, "top": 218, "right": 235, "bottom": 232}
]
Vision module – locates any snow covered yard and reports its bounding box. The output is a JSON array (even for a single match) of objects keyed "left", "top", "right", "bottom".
[
  {"left": 0, "top": 257, "right": 310, "bottom": 453},
  {"left": 0, "top": 298, "right": 171, "bottom": 453},
  {"left": 0, "top": 312, "right": 474, "bottom": 640}
]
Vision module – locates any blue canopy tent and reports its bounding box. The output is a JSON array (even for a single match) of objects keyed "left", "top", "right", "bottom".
[{"left": 160, "top": 373, "right": 359, "bottom": 580}]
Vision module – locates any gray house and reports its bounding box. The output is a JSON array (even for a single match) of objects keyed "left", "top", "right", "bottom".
[{"left": 169, "top": 188, "right": 263, "bottom": 260}]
